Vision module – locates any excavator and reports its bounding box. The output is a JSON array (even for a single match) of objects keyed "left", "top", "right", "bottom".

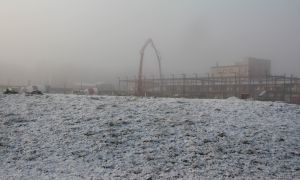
[{"left": 137, "top": 39, "right": 162, "bottom": 96}]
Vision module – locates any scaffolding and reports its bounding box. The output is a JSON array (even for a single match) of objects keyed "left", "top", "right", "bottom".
[{"left": 118, "top": 74, "right": 300, "bottom": 104}]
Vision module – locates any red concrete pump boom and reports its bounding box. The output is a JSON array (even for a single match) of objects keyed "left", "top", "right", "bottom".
[{"left": 137, "top": 39, "right": 162, "bottom": 96}]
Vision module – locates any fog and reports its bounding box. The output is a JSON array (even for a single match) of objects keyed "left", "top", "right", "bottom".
[{"left": 0, "top": 0, "right": 299, "bottom": 86}]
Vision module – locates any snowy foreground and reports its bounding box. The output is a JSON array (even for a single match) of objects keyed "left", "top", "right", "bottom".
[{"left": 0, "top": 94, "right": 299, "bottom": 179}]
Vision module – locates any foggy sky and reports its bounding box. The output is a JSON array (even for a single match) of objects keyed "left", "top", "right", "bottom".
[{"left": 1, "top": 0, "right": 300, "bottom": 86}]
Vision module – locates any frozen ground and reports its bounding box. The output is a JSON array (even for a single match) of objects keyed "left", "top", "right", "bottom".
[{"left": 0, "top": 94, "right": 299, "bottom": 179}]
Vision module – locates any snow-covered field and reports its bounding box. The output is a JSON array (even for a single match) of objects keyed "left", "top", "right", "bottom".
[{"left": 0, "top": 94, "right": 299, "bottom": 179}]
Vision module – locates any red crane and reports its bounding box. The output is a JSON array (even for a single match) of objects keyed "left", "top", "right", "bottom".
[{"left": 137, "top": 39, "right": 162, "bottom": 96}]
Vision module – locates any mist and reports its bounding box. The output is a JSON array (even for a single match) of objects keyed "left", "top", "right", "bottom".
[{"left": 1, "top": 0, "right": 299, "bottom": 86}]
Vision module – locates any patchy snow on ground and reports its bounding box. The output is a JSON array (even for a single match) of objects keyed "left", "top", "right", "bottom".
[{"left": 0, "top": 94, "right": 299, "bottom": 179}]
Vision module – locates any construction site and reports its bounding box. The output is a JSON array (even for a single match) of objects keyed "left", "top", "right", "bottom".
[
  {"left": 118, "top": 39, "right": 300, "bottom": 104},
  {"left": 119, "top": 72, "right": 300, "bottom": 103},
  {"left": 1, "top": 39, "right": 300, "bottom": 104}
]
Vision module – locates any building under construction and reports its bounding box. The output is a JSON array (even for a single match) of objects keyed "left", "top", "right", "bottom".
[{"left": 118, "top": 58, "right": 300, "bottom": 104}]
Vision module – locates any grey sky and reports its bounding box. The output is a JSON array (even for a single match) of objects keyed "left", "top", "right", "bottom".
[{"left": 0, "top": 0, "right": 299, "bottom": 86}]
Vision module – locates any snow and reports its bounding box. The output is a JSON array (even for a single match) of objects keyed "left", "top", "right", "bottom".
[{"left": 0, "top": 94, "right": 299, "bottom": 179}]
